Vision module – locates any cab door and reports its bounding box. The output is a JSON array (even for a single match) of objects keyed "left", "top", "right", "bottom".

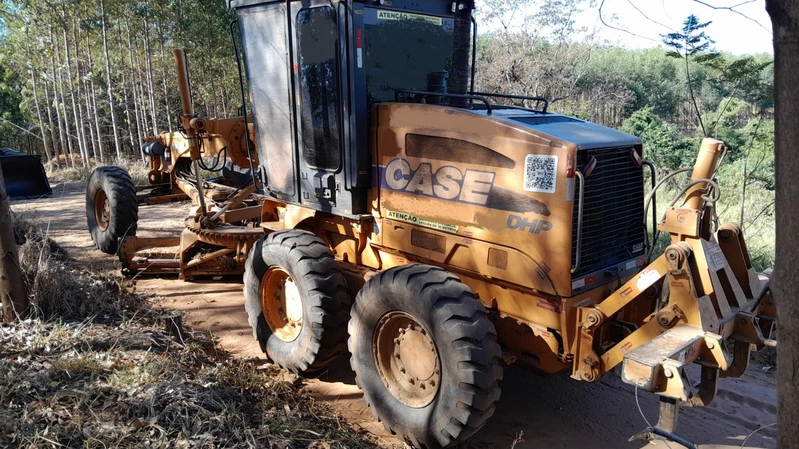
[{"left": 291, "top": 2, "right": 344, "bottom": 212}]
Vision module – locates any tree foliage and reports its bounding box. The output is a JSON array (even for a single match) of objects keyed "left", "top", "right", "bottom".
[
  {"left": 0, "top": 0, "right": 238, "bottom": 164},
  {"left": 620, "top": 108, "right": 694, "bottom": 171}
]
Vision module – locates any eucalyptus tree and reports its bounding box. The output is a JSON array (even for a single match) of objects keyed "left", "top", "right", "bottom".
[{"left": 662, "top": 14, "right": 720, "bottom": 137}]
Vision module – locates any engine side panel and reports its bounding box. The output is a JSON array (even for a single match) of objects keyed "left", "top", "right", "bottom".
[{"left": 374, "top": 103, "right": 577, "bottom": 297}]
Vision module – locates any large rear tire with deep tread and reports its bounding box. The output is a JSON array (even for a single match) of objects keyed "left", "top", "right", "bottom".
[
  {"left": 244, "top": 230, "right": 350, "bottom": 373},
  {"left": 348, "top": 264, "right": 503, "bottom": 449},
  {"left": 86, "top": 166, "right": 138, "bottom": 255}
]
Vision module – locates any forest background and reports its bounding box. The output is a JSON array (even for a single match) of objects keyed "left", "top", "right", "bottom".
[{"left": 0, "top": 0, "right": 776, "bottom": 269}]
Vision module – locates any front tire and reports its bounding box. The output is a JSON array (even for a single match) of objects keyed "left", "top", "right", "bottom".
[
  {"left": 244, "top": 230, "right": 350, "bottom": 373},
  {"left": 86, "top": 166, "right": 138, "bottom": 254},
  {"left": 349, "top": 264, "right": 503, "bottom": 448}
]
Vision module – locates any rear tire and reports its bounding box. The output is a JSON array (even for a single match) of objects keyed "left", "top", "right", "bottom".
[
  {"left": 349, "top": 264, "right": 503, "bottom": 448},
  {"left": 244, "top": 230, "right": 350, "bottom": 373},
  {"left": 86, "top": 166, "right": 138, "bottom": 254}
]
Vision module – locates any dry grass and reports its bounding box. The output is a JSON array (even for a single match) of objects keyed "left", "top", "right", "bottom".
[
  {"left": 3, "top": 218, "right": 378, "bottom": 449},
  {"left": 14, "top": 218, "right": 146, "bottom": 323},
  {"left": 47, "top": 158, "right": 151, "bottom": 186}
]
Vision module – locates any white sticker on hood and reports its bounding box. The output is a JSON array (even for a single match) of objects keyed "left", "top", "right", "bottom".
[{"left": 524, "top": 154, "right": 557, "bottom": 193}]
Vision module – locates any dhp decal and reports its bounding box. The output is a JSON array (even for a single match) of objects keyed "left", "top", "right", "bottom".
[{"left": 506, "top": 214, "right": 553, "bottom": 234}]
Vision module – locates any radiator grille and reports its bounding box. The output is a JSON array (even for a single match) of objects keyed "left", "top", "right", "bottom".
[{"left": 571, "top": 147, "right": 646, "bottom": 278}]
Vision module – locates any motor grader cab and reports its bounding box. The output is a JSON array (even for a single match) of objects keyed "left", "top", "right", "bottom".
[{"left": 84, "top": 0, "right": 776, "bottom": 447}]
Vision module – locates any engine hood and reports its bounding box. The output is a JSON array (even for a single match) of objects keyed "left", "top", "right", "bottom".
[{"left": 486, "top": 109, "right": 642, "bottom": 150}]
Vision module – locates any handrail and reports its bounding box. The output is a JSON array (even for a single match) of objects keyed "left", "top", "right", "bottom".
[
  {"left": 395, "top": 90, "right": 493, "bottom": 115},
  {"left": 468, "top": 91, "right": 549, "bottom": 113},
  {"left": 643, "top": 161, "right": 657, "bottom": 256},
  {"left": 570, "top": 171, "right": 585, "bottom": 274}
]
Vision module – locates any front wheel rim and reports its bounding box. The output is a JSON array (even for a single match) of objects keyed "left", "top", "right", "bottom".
[
  {"left": 94, "top": 189, "right": 110, "bottom": 231},
  {"left": 373, "top": 311, "right": 441, "bottom": 408},
  {"left": 260, "top": 267, "right": 303, "bottom": 342}
]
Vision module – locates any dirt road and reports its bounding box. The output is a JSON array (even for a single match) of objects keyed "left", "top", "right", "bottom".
[{"left": 12, "top": 180, "right": 778, "bottom": 449}]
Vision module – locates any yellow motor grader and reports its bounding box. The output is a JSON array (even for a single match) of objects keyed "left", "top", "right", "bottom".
[{"left": 85, "top": 0, "right": 776, "bottom": 447}]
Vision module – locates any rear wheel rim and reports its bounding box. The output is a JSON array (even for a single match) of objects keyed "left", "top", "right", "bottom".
[
  {"left": 260, "top": 267, "right": 303, "bottom": 342},
  {"left": 373, "top": 311, "right": 440, "bottom": 408},
  {"left": 94, "top": 189, "right": 110, "bottom": 232}
]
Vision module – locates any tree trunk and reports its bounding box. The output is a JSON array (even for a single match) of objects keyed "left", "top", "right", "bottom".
[
  {"left": 89, "top": 79, "right": 104, "bottom": 163},
  {"left": 0, "top": 166, "right": 27, "bottom": 323},
  {"left": 221, "top": 84, "right": 229, "bottom": 118},
  {"left": 79, "top": 27, "right": 99, "bottom": 164},
  {"left": 142, "top": 18, "right": 159, "bottom": 135},
  {"left": 100, "top": 0, "right": 122, "bottom": 161},
  {"left": 206, "top": 43, "right": 219, "bottom": 118},
  {"left": 157, "top": 24, "right": 173, "bottom": 132},
  {"left": 121, "top": 70, "right": 135, "bottom": 153},
  {"left": 71, "top": 21, "right": 92, "bottom": 165},
  {"left": 136, "top": 47, "right": 151, "bottom": 142},
  {"left": 117, "top": 21, "right": 136, "bottom": 154},
  {"left": 86, "top": 31, "right": 105, "bottom": 164},
  {"left": 42, "top": 75, "right": 61, "bottom": 166},
  {"left": 53, "top": 33, "right": 76, "bottom": 168},
  {"left": 125, "top": 20, "right": 147, "bottom": 162},
  {"left": 62, "top": 21, "right": 88, "bottom": 168},
  {"left": 49, "top": 52, "right": 68, "bottom": 168},
  {"left": 765, "top": 1, "right": 799, "bottom": 447},
  {"left": 122, "top": 70, "right": 143, "bottom": 161},
  {"left": 62, "top": 19, "right": 88, "bottom": 168},
  {"left": 25, "top": 29, "right": 54, "bottom": 166}
]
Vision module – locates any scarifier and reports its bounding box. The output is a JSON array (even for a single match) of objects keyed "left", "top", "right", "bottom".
[{"left": 85, "top": 1, "right": 777, "bottom": 447}]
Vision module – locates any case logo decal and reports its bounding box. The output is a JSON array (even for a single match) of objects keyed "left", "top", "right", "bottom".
[
  {"left": 381, "top": 158, "right": 551, "bottom": 216},
  {"left": 383, "top": 158, "right": 494, "bottom": 205}
]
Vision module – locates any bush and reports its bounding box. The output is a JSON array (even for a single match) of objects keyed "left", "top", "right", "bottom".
[{"left": 621, "top": 108, "right": 695, "bottom": 170}]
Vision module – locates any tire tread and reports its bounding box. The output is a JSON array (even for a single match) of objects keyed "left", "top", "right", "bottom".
[
  {"left": 349, "top": 264, "right": 503, "bottom": 448},
  {"left": 86, "top": 166, "right": 138, "bottom": 254},
  {"left": 243, "top": 230, "right": 349, "bottom": 373}
]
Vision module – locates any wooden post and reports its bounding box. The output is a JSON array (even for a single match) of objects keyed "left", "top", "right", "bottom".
[
  {"left": 0, "top": 165, "right": 28, "bottom": 323},
  {"left": 766, "top": 1, "right": 799, "bottom": 446}
]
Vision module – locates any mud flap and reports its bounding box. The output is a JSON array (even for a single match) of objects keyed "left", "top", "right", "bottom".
[{"left": 0, "top": 149, "right": 52, "bottom": 199}]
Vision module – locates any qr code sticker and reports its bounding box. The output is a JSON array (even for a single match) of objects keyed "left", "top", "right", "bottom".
[{"left": 524, "top": 155, "right": 557, "bottom": 193}]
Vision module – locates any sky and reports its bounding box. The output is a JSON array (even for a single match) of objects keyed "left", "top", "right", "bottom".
[
  {"left": 0, "top": 1, "right": 774, "bottom": 55},
  {"left": 578, "top": 0, "right": 773, "bottom": 55},
  {"left": 476, "top": 0, "right": 774, "bottom": 56}
]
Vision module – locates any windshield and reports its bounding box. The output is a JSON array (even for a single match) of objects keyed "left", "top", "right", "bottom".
[{"left": 363, "top": 8, "right": 455, "bottom": 104}]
